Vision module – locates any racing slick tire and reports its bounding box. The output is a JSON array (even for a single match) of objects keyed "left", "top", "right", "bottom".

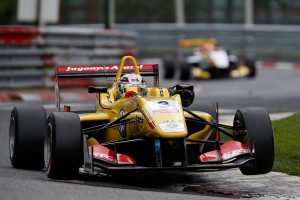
[
  {"left": 9, "top": 105, "right": 47, "bottom": 169},
  {"left": 245, "top": 59, "right": 256, "bottom": 78},
  {"left": 233, "top": 107, "right": 274, "bottom": 175},
  {"left": 163, "top": 55, "right": 175, "bottom": 79},
  {"left": 197, "top": 102, "right": 218, "bottom": 153},
  {"left": 44, "top": 112, "right": 83, "bottom": 179},
  {"left": 180, "top": 61, "right": 190, "bottom": 81}
]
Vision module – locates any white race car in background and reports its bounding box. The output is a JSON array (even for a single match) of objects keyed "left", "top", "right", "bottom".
[{"left": 164, "top": 38, "right": 256, "bottom": 80}]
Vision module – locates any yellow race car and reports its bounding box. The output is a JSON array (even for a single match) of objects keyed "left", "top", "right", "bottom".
[{"left": 9, "top": 56, "right": 274, "bottom": 179}]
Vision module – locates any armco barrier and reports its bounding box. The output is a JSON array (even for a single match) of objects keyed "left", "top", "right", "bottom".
[
  {"left": 0, "top": 26, "right": 137, "bottom": 88},
  {"left": 116, "top": 23, "right": 300, "bottom": 62}
]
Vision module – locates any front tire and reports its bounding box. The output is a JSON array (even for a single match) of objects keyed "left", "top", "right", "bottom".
[
  {"left": 234, "top": 107, "right": 274, "bottom": 175},
  {"left": 9, "top": 105, "right": 47, "bottom": 169},
  {"left": 245, "top": 59, "right": 256, "bottom": 78},
  {"left": 44, "top": 112, "right": 83, "bottom": 179}
]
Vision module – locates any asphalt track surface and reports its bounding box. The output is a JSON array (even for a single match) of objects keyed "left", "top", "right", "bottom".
[
  {"left": 168, "top": 69, "right": 300, "bottom": 113},
  {"left": 0, "top": 69, "right": 300, "bottom": 200}
]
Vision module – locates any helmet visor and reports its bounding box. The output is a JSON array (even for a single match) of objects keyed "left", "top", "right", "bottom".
[{"left": 120, "top": 87, "right": 146, "bottom": 97}]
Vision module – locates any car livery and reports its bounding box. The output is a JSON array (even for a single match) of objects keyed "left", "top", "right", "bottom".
[{"left": 9, "top": 56, "right": 274, "bottom": 180}]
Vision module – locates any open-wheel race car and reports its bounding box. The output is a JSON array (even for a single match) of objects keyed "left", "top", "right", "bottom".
[
  {"left": 9, "top": 56, "right": 273, "bottom": 179},
  {"left": 164, "top": 38, "right": 256, "bottom": 81}
]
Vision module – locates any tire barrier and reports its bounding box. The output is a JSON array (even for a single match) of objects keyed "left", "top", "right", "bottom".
[{"left": 0, "top": 26, "right": 137, "bottom": 88}]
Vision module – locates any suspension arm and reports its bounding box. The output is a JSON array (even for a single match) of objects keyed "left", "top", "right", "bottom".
[
  {"left": 183, "top": 108, "right": 235, "bottom": 139},
  {"left": 83, "top": 118, "right": 136, "bottom": 134},
  {"left": 86, "top": 107, "right": 138, "bottom": 139}
]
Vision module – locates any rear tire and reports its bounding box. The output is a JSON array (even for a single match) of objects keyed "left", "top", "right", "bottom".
[
  {"left": 180, "top": 61, "right": 190, "bottom": 81},
  {"left": 163, "top": 56, "right": 175, "bottom": 79},
  {"left": 9, "top": 105, "right": 47, "bottom": 169},
  {"left": 234, "top": 107, "right": 274, "bottom": 175},
  {"left": 44, "top": 112, "right": 83, "bottom": 179}
]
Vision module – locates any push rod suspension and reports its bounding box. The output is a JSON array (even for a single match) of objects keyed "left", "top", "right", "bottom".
[
  {"left": 183, "top": 108, "right": 235, "bottom": 139},
  {"left": 87, "top": 107, "right": 138, "bottom": 139},
  {"left": 83, "top": 118, "right": 136, "bottom": 134}
]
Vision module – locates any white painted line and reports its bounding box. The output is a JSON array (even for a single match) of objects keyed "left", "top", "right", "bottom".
[{"left": 269, "top": 112, "right": 294, "bottom": 121}]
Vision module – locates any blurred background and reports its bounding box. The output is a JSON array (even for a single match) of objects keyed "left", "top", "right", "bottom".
[{"left": 0, "top": 0, "right": 300, "bottom": 89}]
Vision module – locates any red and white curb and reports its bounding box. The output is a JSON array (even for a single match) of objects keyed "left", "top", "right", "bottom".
[
  {"left": 0, "top": 93, "right": 95, "bottom": 102},
  {"left": 258, "top": 61, "right": 300, "bottom": 70}
]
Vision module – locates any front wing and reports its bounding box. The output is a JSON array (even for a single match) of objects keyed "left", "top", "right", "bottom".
[{"left": 82, "top": 135, "right": 255, "bottom": 174}]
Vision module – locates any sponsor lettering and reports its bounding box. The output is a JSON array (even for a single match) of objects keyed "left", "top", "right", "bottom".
[
  {"left": 62, "top": 65, "right": 145, "bottom": 72},
  {"left": 161, "top": 120, "right": 183, "bottom": 123},
  {"left": 93, "top": 153, "right": 115, "bottom": 162},
  {"left": 131, "top": 78, "right": 139, "bottom": 82},
  {"left": 166, "top": 123, "right": 178, "bottom": 128},
  {"left": 152, "top": 109, "right": 179, "bottom": 114},
  {"left": 159, "top": 122, "right": 185, "bottom": 132},
  {"left": 199, "top": 154, "right": 206, "bottom": 161},
  {"left": 65, "top": 66, "right": 118, "bottom": 72},
  {"left": 222, "top": 149, "right": 247, "bottom": 159}
]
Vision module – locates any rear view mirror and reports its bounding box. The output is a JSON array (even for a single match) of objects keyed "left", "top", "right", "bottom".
[{"left": 88, "top": 86, "right": 108, "bottom": 94}]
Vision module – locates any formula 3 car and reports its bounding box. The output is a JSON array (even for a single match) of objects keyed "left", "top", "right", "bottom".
[
  {"left": 9, "top": 56, "right": 273, "bottom": 179},
  {"left": 164, "top": 38, "right": 256, "bottom": 80}
]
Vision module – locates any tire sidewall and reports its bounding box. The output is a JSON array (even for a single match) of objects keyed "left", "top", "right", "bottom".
[
  {"left": 234, "top": 107, "right": 274, "bottom": 175},
  {"left": 9, "top": 105, "right": 47, "bottom": 169},
  {"left": 45, "top": 112, "right": 83, "bottom": 179}
]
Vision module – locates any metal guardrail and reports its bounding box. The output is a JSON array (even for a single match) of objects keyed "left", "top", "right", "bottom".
[
  {"left": 0, "top": 26, "right": 137, "bottom": 88},
  {"left": 1, "top": 24, "right": 299, "bottom": 89},
  {"left": 116, "top": 23, "right": 300, "bottom": 62}
]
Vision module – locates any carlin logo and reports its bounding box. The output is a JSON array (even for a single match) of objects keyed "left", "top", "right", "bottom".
[
  {"left": 166, "top": 123, "right": 178, "bottom": 128},
  {"left": 118, "top": 108, "right": 126, "bottom": 137},
  {"left": 131, "top": 78, "right": 139, "bottom": 82}
]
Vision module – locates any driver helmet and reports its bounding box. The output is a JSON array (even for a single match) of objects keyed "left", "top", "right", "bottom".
[{"left": 117, "top": 74, "right": 146, "bottom": 99}]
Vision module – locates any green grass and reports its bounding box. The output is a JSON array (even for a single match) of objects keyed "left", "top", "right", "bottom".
[
  {"left": 272, "top": 113, "right": 300, "bottom": 176},
  {"left": 219, "top": 113, "right": 300, "bottom": 176}
]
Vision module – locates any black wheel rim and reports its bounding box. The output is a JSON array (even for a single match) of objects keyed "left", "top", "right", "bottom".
[
  {"left": 44, "top": 123, "right": 52, "bottom": 173},
  {"left": 9, "top": 115, "right": 15, "bottom": 160}
]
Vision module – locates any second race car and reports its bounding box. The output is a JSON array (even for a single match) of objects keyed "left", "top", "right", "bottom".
[{"left": 164, "top": 38, "right": 256, "bottom": 80}]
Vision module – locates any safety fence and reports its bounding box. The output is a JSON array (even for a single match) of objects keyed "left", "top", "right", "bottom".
[
  {"left": 116, "top": 23, "right": 300, "bottom": 62},
  {"left": 0, "top": 26, "right": 137, "bottom": 88}
]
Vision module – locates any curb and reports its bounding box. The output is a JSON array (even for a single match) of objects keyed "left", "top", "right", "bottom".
[{"left": 258, "top": 61, "right": 300, "bottom": 70}]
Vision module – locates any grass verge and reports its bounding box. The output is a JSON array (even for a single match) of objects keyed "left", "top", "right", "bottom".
[{"left": 272, "top": 112, "right": 300, "bottom": 176}]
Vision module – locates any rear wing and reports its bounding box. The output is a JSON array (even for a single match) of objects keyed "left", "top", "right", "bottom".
[
  {"left": 54, "top": 64, "right": 159, "bottom": 111},
  {"left": 178, "top": 38, "right": 218, "bottom": 48}
]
